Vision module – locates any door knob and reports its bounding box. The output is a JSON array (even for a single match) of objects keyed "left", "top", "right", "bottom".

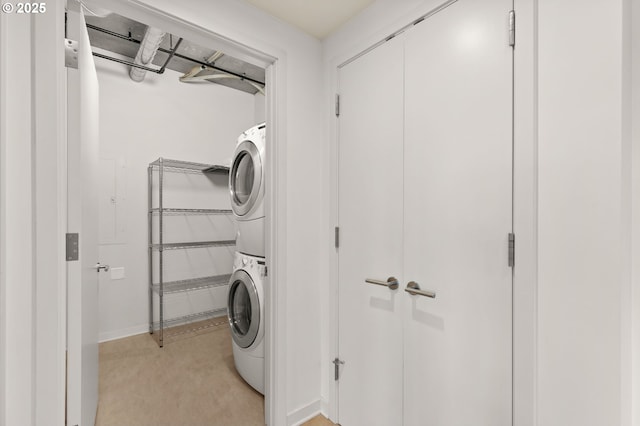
[
  {"left": 95, "top": 263, "right": 110, "bottom": 272},
  {"left": 405, "top": 281, "right": 436, "bottom": 298},
  {"left": 365, "top": 276, "right": 399, "bottom": 290}
]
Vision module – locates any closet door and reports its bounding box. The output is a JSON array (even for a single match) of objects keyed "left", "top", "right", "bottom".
[
  {"left": 403, "top": 1, "right": 513, "bottom": 425},
  {"left": 337, "top": 35, "right": 405, "bottom": 426}
]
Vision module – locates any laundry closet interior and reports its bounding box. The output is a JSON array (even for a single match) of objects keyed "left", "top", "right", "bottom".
[{"left": 76, "top": 6, "right": 270, "bottom": 424}]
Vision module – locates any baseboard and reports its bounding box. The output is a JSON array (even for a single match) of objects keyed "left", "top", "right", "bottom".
[
  {"left": 320, "top": 398, "right": 330, "bottom": 419},
  {"left": 287, "top": 399, "right": 322, "bottom": 426},
  {"left": 99, "top": 324, "right": 148, "bottom": 343}
]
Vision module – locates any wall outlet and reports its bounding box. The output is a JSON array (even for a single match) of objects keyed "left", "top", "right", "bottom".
[{"left": 110, "top": 267, "right": 125, "bottom": 280}]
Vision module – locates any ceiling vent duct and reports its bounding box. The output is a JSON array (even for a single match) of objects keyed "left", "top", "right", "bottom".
[
  {"left": 129, "top": 27, "right": 165, "bottom": 82},
  {"left": 179, "top": 65, "right": 266, "bottom": 95}
]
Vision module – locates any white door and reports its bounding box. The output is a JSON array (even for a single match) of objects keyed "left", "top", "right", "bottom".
[
  {"left": 66, "top": 2, "right": 101, "bottom": 425},
  {"left": 337, "top": 1, "right": 513, "bottom": 425},
  {"left": 337, "top": 35, "right": 405, "bottom": 426},
  {"left": 403, "top": 0, "right": 513, "bottom": 424}
]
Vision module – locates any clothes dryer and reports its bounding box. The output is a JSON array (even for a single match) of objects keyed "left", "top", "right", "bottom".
[
  {"left": 229, "top": 123, "right": 265, "bottom": 256},
  {"left": 227, "top": 252, "right": 266, "bottom": 394}
]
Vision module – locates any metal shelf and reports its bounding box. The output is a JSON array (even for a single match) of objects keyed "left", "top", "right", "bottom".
[
  {"left": 151, "top": 274, "right": 231, "bottom": 294},
  {"left": 150, "top": 240, "right": 236, "bottom": 250},
  {"left": 149, "top": 158, "right": 229, "bottom": 174},
  {"left": 152, "top": 315, "right": 229, "bottom": 343},
  {"left": 202, "top": 165, "right": 230, "bottom": 174},
  {"left": 152, "top": 308, "right": 228, "bottom": 330},
  {"left": 150, "top": 208, "right": 232, "bottom": 215},
  {"left": 149, "top": 157, "right": 233, "bottom": 347}
]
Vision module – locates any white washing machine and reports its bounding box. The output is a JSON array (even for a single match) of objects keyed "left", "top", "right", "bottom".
[
  {"left": 229, "top": 123, "right": 265, "bottom": 257},
  {"left": 227, "top": 252, "right": 266, "bottom": 394}
]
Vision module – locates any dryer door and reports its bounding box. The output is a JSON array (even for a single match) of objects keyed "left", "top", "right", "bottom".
[
  {"left": 230, "top": 140, "right": 262, "bottom": 217},
  {"left": 227, "top": 269, "right": 260, "bottom": 348}
]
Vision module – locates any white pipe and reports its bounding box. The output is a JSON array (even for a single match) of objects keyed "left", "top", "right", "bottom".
[
  {"left": 130, "top": 27, "right": 165, "bottom": 82},
  {"left": 206, "top": 51, "right": 224, "bottom": 63}
]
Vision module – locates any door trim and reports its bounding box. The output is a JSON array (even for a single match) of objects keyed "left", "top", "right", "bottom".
[{"left": 328, "top": 1, "right": 536, "bottom": 424}]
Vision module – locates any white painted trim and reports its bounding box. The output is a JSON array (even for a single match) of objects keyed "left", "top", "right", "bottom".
[
  {"left": 513, "top": 1, "right": 538, "bottom": 425},
  {"left": 264, "top": 58, "right": 288, "bottom": 426},
  {"left": 286, "top": 399, "right": 322, "bottom": 426},
  {"left": 326, "top": 55, "right": 340, "bottom": 426},
  {"left": 327, "top": 1, "right": 538, "bottom": 424},
  {"left": 0, "top": 10, "right": 7, "bottom": 426},
  {"left": 33, "top": 3, "right": 68, "bottom": 424},
  {"left": 629, "top": 1, "right": 640, "bottom": 425},
  {"left": 320, "top": 398, "right": 330, "bottom": 418},
  {"left": 1, "top": 11, "right": 35, "bottom": 426},
  {"left": 98, "top": 325, "right": 149, "bottom": 343},
  {"left": 52, "top": 2, "right": 288, "bottom": 425},
  {"left": 622, "top": 2, "right": 633, "bottom": 426}
]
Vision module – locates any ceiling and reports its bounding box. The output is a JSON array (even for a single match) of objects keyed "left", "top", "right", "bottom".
[{"left": 244, "top": 0, "right": 375, "bottom": 39}]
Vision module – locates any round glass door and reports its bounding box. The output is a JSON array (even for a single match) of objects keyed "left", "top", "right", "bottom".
[
  {"left": 227, "top": 270, "right": 260, "bottom": 348},
  {"left": 229, "top": 140, "right": 262, "bottom": 216},
  {"left": 232, "top": 152, "right": 254, "bottom": 205}
]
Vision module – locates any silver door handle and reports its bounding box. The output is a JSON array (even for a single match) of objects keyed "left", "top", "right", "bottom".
[
  {"left": 365, "top": 276, "right": 399, "bottom": 290},
  {"left": 95, "top": 263, "right": 110, "bottom": 272},
  {"left": 405, "top": 281, "right": 436, "bottom": 298}
]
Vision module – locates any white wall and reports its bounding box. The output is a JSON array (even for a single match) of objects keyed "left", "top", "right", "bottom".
[
  {"left": 537, "top": 1, "right": 629, "bottom": 424},
  {"left": 255, "top": 93, "right": 266, "bottom": 123},
  {"left": 94, "top": 53, "right": 256, "bottom": 341},
  {"left": 323, "top": 0, "right": 637, "bottom": 424}
]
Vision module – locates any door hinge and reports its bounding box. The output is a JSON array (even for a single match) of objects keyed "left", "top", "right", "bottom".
[
  {"left": 508, "top": 233, "right": 515, "bottom": 268},
  {"left": 333, "top": 357, "right": 345, "bottom": 381},
  {"left": 335, "top": 226, "right": 340, "bottom": 248},
  {"left": 508, "top": 10, "right": 516, "bottom": 48},
  {"left": 65, "top": 38, "right": 79, "bottom": 69},
  {"left": 66, "top": 233, "right": 79, "bottom": 261},
  {"left": 335, "top": 94, "right": 340, "bottom": 117}
]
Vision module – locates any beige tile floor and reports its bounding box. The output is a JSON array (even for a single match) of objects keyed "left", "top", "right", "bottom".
[{"left": 96, "top": 321, "right": 335, "bottom": 426}]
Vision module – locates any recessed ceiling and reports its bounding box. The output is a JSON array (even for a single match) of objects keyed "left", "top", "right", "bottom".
[{"left": 244, "top": 0, "right": 375, "bottom": 39}]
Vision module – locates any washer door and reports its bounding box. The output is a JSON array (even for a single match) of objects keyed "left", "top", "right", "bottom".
[
  {"left": 227, "top": 269, "right": 260, "bottom": 348},
  {"left": 230, "top": 140, "right": 262, "bottom": 217}
]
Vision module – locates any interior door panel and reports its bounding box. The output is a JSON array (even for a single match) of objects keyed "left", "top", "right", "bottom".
[{"left": 337, "top": 1, "right": 514, "bottom": 424}]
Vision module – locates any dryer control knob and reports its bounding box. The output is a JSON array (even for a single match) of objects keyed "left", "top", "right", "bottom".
[{"left": 242, "top": 257, "right": 248, "bottom": 266}]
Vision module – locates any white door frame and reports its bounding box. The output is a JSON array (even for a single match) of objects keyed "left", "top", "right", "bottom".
[
  {"left": 24, "top": 0, "right": 287, "bottom": 424},
  {"left": 328, "top": 1, "right": 537, "bottom": 424},
  {"left": 74, "top": 1, "right": 288, "bottom": 424}
]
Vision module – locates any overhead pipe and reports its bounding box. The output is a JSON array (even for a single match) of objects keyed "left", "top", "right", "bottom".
[
  {"left": 130, "top": 27, "right": 165, "bottom": 82},
  {"left": 86, "top": 24, "right": 266, "bottom": 86}
]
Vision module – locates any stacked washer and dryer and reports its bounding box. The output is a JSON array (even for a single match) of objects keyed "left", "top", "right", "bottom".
[{"left": 227, "top": 123, "right": 267, "bottom": 395}]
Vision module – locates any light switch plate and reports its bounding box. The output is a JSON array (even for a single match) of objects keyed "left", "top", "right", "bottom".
[{"left": 110, "top": 267, "right": 125, "bottom": 280}]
